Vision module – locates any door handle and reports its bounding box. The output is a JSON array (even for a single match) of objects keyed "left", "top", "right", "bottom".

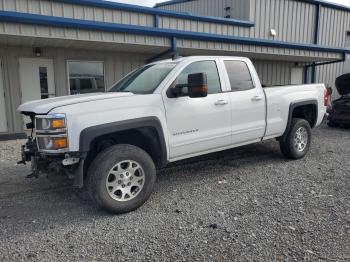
[
  {"left": 251, "top": 96, "right": 263, "bottom": 102},
  {"left": 214, "top": 100, "right": 228, "bottom": 106}
]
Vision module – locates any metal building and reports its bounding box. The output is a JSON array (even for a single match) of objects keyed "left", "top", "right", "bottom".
[{"left": 0, "top": 0, "right": 348, "bottom": 139}]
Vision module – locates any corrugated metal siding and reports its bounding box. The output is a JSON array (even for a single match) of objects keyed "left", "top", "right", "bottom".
[
  {"left": 176, "top": 39, "right": 342, "bottom": 61},
  {"left": 159, "top": 0, "right": 317, "bottom": 45},
  {"left": 0, "top": 0, "right": 154, "bottom": 26},
  {"left": 158, "top": 0, "right": 250, "bottom": 20},
  {"left": 158, "top": 0, "right": 227, "bottom": 18},
  {"left": 0, "top": 22, "right": 170, "bottom": 47},
  {"left": 316, "top": 62, "right": 344, "bottom": 94},
  {"left": 159, "top": 17, "right": 251, "bottom": 37},
  {"left": 250, "top": 0, "right": 315, "bottom": 44},
  {"left": 0, "top": 19, "right": 340, "bottom": 62},
  {"left": 253, "top": 60, "right": 292, "bottom": 86},
  {"left": 318, "top": 6, "right": 350, "bottom": 48}
]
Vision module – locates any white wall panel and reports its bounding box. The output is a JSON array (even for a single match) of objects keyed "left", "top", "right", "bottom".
[
  {"left": 319, "top": 6, "right": 350, "bottom": 48},
  {"left": 316, "top": 62, "right": 344, "bottom": 96},
  {"left": 158, "top": 0, "right": 250, "bottom": 20},
  {"left": 250, "top": 0, "right": 315, "bottom": 44},
  {"left": 0, "top": 0, "right": 154, "bottom": 26},
  {"left": 253, "top": 60, "right": 293, "bottom": 86}
]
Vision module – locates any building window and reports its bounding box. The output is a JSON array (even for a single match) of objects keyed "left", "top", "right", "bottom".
[
  {"left": 68, "top": 61, "right": 105, "bottom": 95},
  {"left": 39, "top": 67, "right": 49, "bottom": 99}
]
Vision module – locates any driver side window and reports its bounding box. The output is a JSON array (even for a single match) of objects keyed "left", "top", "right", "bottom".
[{"left": 176, "top": 60, "right": 221, "bottom": 96}]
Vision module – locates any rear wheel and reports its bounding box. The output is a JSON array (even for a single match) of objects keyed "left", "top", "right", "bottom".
[
  {"left": 280, "top": 118, "right": 311, "bottom": 159},
  {"left": 87, "top": 144, "right": 156, "bottom": 214}
]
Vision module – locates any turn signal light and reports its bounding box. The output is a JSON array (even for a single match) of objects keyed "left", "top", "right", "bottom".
[
  {"left": 52, "top": 137, "right": 68, "bottom": 149},
  {"left": 51, "top": 119, "right": 66, "bottom": 129},
  {"left": 324, "top": 88, "right": 330, "bottom": 106}
]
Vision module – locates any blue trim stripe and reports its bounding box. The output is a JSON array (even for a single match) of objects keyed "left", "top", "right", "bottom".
[
  {"left": 0, "top": 11, "right": 349, "bottom": 55},
  {"left": 55, "top": 0, "right": 254, "bottom": 27}
]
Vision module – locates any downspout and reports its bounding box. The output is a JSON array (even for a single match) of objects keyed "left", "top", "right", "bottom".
[
  {"left": 147, "top": 36, "right": 178, "bottom": 63},
  {"left": 147, "top": 14, "right": 178, "bottom": 63},
  {"left": 304, "top": 53, "right": 346, "bottom": 82}
]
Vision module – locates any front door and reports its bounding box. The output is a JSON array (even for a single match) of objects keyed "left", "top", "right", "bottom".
[
  {"left": 0, "top": 60, "right": 7, "bottom": 132},
  {"left": 19, "top": 58, "right": 55, "bottom": 103},
  {"left": 163, "top": 60, "right": 232, "bottom": 160}
]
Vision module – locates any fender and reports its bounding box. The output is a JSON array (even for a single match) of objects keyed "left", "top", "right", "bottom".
[
  {"left": 79, "top": 116, "right": 168, "bottom": 164},
  {"left": 284, "top": 100, "right": 318, "bottom": 136}
]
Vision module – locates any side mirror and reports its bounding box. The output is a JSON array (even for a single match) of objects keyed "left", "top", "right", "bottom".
[{"left": 188, "top": 73, "right": 208, "bottom": 98}]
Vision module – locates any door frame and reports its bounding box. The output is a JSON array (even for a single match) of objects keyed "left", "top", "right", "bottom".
[{"left": 18, "top": 56, "right": 56, "bottom": 103}]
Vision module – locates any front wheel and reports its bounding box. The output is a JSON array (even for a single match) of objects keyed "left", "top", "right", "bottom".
[
  {"left": 280, "top": 118, "right": 312, "bottom": 159},
  {"left": 87, "top": 144, "right": 156, "bottom": 214}
]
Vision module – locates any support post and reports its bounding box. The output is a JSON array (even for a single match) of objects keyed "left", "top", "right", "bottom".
[
  {"left": 314, "top": 3, "right": 321, "bottom": 45},
  {"left": 311, "top": 63, "right": 316, "bottom": 83}
]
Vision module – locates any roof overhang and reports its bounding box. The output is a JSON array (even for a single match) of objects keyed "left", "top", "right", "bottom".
[{"left": 0, "top": 11, "right": 347, "bottom": 63}]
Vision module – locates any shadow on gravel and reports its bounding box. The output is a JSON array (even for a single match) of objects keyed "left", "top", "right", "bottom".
[
  {"left": 157, "top": 140, "right": 284, "bottom": 180},
  {"left": 0, "top": 140, "right": 285, "bottom": 227}
]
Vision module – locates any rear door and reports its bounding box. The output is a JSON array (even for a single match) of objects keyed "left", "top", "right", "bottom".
[
  {"left": 220, "top": 59, "right": 266, "bottom": 144},
  {"left": 163, "top": 59, "right": 232, "bottom": 160}
]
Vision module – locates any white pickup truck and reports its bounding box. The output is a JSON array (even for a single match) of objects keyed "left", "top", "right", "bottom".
[{"left": 18, "top": 56, "right": 327, "bottom": 213}]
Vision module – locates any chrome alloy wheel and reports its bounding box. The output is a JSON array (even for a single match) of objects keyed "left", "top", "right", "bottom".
[
  {"left": 294, "top": 127, "right": 308, "bottom": 152},
  {"left": 106, "top": 160, "right": 145, "bottom": 202}
]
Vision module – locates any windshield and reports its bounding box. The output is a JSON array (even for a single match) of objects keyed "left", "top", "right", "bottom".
[{"left": 109, "top": 63, "right": 177, "bottom": 94}]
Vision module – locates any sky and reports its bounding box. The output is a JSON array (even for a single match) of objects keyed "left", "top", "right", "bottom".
[{"left": 110, "top": 0, "right": 350, "bottom": 8}]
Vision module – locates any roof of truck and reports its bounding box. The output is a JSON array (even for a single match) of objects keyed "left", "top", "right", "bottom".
[{"left": 155, "top": 56, "right": 250, "bottom": 64}]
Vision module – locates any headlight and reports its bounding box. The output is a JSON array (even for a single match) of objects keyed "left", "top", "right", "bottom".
[
  {"left": 35, "top": 114, "right": 68, "bottom": 153},
  {"left": 36, "top": 114, "right": 66, "bottom": 131},
  {"left": 37, "top": 135, "right": 69, "bottom": 151}
]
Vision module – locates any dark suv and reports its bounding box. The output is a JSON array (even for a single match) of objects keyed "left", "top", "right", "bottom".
[{"left": 327, "top": 73, "right": 350, "bottom": 127}]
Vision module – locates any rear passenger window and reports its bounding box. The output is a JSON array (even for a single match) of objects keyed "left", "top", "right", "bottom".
[{"left": 224, "top": 61, "right": 254, "bottom": 92}]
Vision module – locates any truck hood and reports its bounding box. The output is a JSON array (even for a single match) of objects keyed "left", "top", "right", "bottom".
[{"left": 18, "top": 92, "right": 134, "bottom": 114}]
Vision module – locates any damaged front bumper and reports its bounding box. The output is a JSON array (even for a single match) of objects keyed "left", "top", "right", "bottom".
[{"left": 19, "top": 138, "right": 86, "bottom": 188}]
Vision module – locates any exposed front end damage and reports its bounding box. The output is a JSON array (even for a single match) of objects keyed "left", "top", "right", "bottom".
[{"left": 18, "top": 112, "right": 85, "bottom": 188}]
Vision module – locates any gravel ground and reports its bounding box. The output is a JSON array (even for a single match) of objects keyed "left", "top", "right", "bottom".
[{"left": 0, "top": 123, "right": 349, "bottom": 261}]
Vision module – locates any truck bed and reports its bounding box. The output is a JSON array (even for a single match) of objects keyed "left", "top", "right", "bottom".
[{"left": 263, "top": 83, "right": 326, "bottom": 139}]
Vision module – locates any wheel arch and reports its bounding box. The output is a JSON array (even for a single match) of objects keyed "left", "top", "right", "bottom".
[
  {"left": 75, "top": 117, "right": 168, "bottom": 188},
  {"left": 284, "top": 100, "right": 318, "bottom": 135}
]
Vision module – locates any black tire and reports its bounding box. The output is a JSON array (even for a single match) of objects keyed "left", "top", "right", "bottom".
[
  {"left": 87, "top": 144, "right": 156, "bottom": 214},
  {"left": 279, "top": 118, "right": 312, "bottom": 159}
]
